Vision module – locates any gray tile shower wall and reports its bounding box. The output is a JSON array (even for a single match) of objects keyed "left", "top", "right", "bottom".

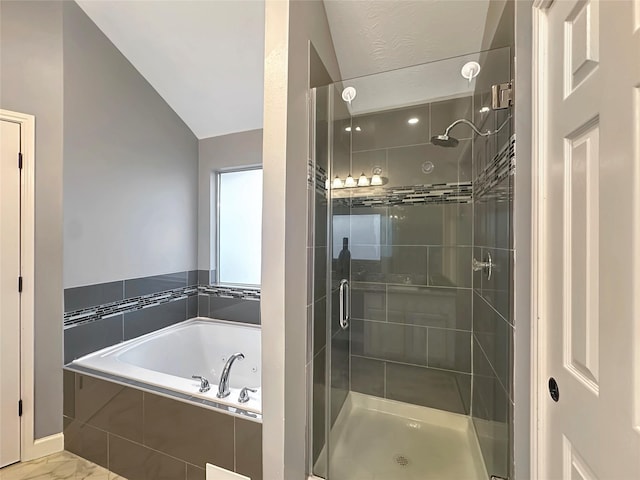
[
  {"left": 348, "top": 284, "right": 473, "bottom": 415},
  {"left": 63, "top": 370, "right": 262, "bottom": 480},
  {"left": 331, "top": 97, "right": 476, "bottom": 417},
  {"left": 471, "top": 130, "right": 515, "bottom": 480}
]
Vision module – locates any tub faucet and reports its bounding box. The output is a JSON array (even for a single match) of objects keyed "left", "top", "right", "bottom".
[{"left": 217, "top": 352, "right": 244, "bottom": 398}]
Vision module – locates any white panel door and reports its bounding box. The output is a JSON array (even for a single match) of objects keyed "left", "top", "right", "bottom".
[
  {"left": 0, "top": 119, "right": 21, "bottom": 468},
  {"left": 541, "top": 0, "right": 640, "bottom": 478}
]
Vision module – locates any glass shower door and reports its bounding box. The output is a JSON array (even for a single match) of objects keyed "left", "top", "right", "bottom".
[{"left": 313, "top": 47, "right": 513, "bottom": 480}]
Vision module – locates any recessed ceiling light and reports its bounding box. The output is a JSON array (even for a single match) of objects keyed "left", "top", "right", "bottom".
[
  {"left": 408, "top": 118, "right": 420, "bottom": 125},
  {"left": 479, "top": 106, "right": 491, "bottom": 114}
]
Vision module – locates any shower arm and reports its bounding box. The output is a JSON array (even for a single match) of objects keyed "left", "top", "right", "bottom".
[{"left": 443, "top": 115, "right": 512, "bottom": 138}]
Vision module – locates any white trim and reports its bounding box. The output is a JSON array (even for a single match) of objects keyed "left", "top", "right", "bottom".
[
  {"left": 531, "top": 1, "right": 552, "bottom": 478},
  {"left": 0, "top": 109, "right": 56, "bottom": 462},
  {"left": 24, "top": 433, "right": 64, "bottom": 461}
]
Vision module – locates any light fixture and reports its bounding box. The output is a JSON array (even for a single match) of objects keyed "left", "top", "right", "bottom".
[
  {"left": 357, "top": 172, "right": 369, "bottom": 187},
  {"left": 479, "top": 106, "right": 491, "bottom": 114},
  {"left": 345, "top": 126, "right": 352, "bottom": 132},
  {"left": 355, "top": 126, "right": 362, "bottom": 132},
  {"left": 461, "top": 61, "right": 481, "bottom": 82},
  {"left": 408, "top": 117, "right": 420, "bottom": 125},
  {"left": 344, "top": 174, "right": 357, "bottom": 188},
  {"left": 371, "top": 166, "right": 383, "bottom": 186},
  {"left": 341, "top": 86, "right": 357, "bottom": 105},
  {"left": 332, "top": 176, "right": 344, "bottom": 189}
]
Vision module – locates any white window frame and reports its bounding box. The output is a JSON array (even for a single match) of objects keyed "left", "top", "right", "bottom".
[{"left": 215, "top": 165, "right": 263, "bottom": 287}]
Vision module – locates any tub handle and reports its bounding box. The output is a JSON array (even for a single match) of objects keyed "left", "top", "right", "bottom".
[
  {"left": 239, "top": 387, "right": 257, "bottom": 404},
  {"left": 192, "top": 375, "right": 210, "bottom": 393}
]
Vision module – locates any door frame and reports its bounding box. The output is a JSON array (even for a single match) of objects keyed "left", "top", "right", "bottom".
[
  {"left": 0, "top": 109, "right": 60, "bottom": 461},
  {"left": 530, "top": 1, "right": 553, "bottom": 478}
]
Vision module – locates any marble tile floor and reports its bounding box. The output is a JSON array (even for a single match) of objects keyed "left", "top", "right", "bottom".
[{"left": 0, "top": 451, "right": 127, "bottom": 480}]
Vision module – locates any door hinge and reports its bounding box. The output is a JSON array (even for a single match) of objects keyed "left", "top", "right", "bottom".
[
  {"left": 18, "top": 152, "right": 23, "bottom": 169},
  {"left": 18, "top": 399, "right": 23, "bottom": 417},
  {"left": 18, "top": 276, "right": 23, "bottom": 293},
  {"left": 491, "top": 81, "right": 513, "bottom": 109}
]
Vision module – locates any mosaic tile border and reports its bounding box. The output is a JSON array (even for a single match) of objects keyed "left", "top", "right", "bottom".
[
  {"left": 199, "top": 285, "right": 261, "bottom": 300},
  {"left": 64, "top": 284, "right": 261, "bottom": 329},
  {"left": 308, "top": 158, "right": 328, "bottom": 196},
  {"left": 475, "top": 134, "right": 516, "bottom": 199},
  {"left": 63, "top": 286, "right": 198, "bottom": 329},
  {"left": 344, "top": 181, "right": 473, "bottom": 207},
  {"left": 64, "top": 364, "right": 262, "bottom": 422}
]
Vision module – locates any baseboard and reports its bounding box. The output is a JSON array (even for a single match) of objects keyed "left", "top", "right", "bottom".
[{"left": 22, "top": 432, "right": 64, "bottom": 462}]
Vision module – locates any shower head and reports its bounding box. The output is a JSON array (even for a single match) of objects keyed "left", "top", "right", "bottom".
[
  {"left": 431, "top": 115, "right": 512, "bottom": 148},
  {"left": 431, "top": 134, "right": 459, "bottom": 148}
]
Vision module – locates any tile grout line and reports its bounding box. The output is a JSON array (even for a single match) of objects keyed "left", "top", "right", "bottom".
[{"left": 351, "top": 353, "right": 472, "bottom": 377}]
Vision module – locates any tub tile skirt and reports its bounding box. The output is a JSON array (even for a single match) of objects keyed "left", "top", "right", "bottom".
[{"left": 63, "top": 370, "right": 262, "bottom": 480}]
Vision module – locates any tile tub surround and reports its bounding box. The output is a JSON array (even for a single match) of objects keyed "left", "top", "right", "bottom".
[
  {"left": 198, "top": 284, "right": 261, "bottom": 325},
  {"left": 64, "top": 271, "right": 262, "bottom": 363},
  {"left": 0, "top": 450, "right": 127, "bottom": 480},
  {"left": 68, "top": 318, "right": 262, "bottom": 418},
  {"left": 64, "top": 370, "right": 262, "bottom": 480}
]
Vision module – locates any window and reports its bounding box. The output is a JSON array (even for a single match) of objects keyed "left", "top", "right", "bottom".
[{"left": 217, "top": 168, "right": 262, "bottom": 285}]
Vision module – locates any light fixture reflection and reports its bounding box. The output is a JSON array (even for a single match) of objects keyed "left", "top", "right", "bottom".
[
  {"left": 345, "top": 126, "right": 352, "bottom": 132},
  {"left": 344, "top": 174, "right": 357, "bottom": 188},
  {"left": 408, "top": 117, "right": 420, "bottom": 125},
  {"left": 357, "top": 172, "right": 369, "bottom": 187},
  {"left": 479, "top": 106, "right": 491, "bottom": 114},
  {"left": 355, "top": 126, "right": 362, "bottom": 132}
]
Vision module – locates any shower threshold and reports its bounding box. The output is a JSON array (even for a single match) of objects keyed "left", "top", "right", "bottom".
[{"left": 313, "top": 392, "right": 487, "bottom": 480}]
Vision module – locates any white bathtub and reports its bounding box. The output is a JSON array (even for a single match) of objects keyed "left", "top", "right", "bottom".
[{"left": 71, "top": 318, "right": 262, "bottom": 415}]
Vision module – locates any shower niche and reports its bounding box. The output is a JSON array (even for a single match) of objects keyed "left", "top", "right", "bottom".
[{"left": 308, "top": 47, "right": 514, "bottom": 480}]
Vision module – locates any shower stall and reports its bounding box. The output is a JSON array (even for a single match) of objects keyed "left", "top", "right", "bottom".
[{"left": 308, "top": 47, "right": 514, "bottom": 480}]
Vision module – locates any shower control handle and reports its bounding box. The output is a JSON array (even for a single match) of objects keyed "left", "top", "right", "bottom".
[
  {"left": 339, "top": 279, "right": 350, "bottom": 330},
  {"left": 472, "top": 252, "right": 493, "bottom": 281},
  {"left": 192, "top": 375, "right": 210, "bottom": 393}
]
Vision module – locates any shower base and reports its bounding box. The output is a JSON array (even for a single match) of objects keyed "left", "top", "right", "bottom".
[{"left": 313, "top": 392, "right": 487, "bottom": 480}]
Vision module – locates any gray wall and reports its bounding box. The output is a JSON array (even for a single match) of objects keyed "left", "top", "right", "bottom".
[
  {"left": 513, "top": 2, "right": 533, "bottom": 478},
  {"left": 198, "top": 129, "right": 263, "bottom": 274},
  {"left": 0, "top": 0, "right": 65, "bottom": 439},
  {"left": 63, "top": 1, "right": 198, "bottom": 289},
  {"left": 262, "top": 0, "right": 342, "bottom": 478}
]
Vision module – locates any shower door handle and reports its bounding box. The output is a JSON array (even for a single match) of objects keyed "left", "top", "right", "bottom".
[{"left": 339, "top": 279, "right": 350, "bottom": 330}]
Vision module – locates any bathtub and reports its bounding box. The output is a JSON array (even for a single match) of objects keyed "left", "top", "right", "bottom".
[{"left": 70, "top": 317, "right": 262, "bottom": 416}]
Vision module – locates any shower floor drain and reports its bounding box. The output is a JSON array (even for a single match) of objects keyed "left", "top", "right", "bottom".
[{"left": 394, "top": 454, "right": 410, "bottom": 467}]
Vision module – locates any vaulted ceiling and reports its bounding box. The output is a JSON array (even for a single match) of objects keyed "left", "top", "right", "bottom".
[
  {"left": 76, "top": 0, "right": 265, "bottom": 139},
  {"left": 77, "top": 0, "right": 506, "bottom": 139}
]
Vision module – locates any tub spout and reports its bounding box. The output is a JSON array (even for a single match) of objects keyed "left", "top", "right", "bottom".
[{"left": 217, "top": 352, "right": 244, "bottom": 398}]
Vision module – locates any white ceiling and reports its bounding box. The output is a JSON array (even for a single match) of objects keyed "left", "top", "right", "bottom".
[
  {"left": 325, "top": 0, "right": 509, "bottom": 115},
  {"left": 324, "top": 0, "right": 494, "bottom": 80},
  {"left": 76, "top": 0, "right": 265, "bottom": 140},
  {"left": 77, "top": 0, "right": 504, "bottom": 139}
]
